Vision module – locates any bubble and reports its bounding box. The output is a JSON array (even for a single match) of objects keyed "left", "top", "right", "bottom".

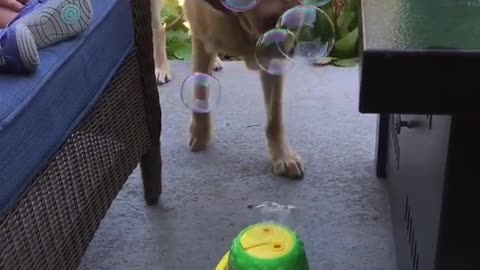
[
  {"left": 249, "top": 201, "right": 298, "bottom": 229},
  {"left": 254, "top": 28, "right": 296, "bottom": 76},
  {"left": 277, "top": 5, "right": 336, "bottom": 62},
  {"left": 180, "top": 73, "right": 221, "bottom": 113},
  {"left": 220, "top": 0, "right": 257, "bottom": 12}
]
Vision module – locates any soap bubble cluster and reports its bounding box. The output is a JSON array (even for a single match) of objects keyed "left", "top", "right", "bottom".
[
  {"left": 255, "top": 5, "right": 335, "bottom": 75},
  {"left": 181, "top": 3, "right": 336, "bottom": 111}
]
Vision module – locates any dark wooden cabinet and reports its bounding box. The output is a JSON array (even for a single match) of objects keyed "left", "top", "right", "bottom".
[
  {"left": 380, "top": 114, "right": 480, "bottom": 270},
  {"left": 359, "top": 0, "right": 480, "bottom": 267}
]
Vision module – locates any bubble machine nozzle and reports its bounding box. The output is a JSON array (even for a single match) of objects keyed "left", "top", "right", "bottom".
[{"left": 215, "top": 222, "right": 309, "bottom": 270}]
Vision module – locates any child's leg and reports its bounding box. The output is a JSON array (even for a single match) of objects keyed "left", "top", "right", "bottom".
[
  {"left": 0, "top": 23, "right": 40, "bottom": 73},
  {"left": 14, "top": 0, "right": 93, "bottom": 48},
  {"left": 0, "top": 7, "right": 18, "bottom": 28}
]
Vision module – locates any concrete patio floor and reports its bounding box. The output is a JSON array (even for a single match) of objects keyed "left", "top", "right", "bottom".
[{"left": 78, "top": 61, "right": 397, "bottom": 270}]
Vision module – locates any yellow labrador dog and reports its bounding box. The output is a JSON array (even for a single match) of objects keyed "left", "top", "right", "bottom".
[{"left": 152, "top": 0, "right": 304, "bottom": 179}]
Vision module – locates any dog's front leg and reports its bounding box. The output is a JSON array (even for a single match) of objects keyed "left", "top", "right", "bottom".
[
  {"left": 260, "top": 71, "right": 304, "bottom": 179},
  {"left": 151, "top": 0, "right": 172, "bottom": 85},
  {"left": 188, "top": 38, "right": 218, "bottom": 151}
]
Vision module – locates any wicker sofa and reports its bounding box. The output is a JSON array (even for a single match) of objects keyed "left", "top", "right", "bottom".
[{"left": 0, "top": 0, "right": 161, "bottom": 268}]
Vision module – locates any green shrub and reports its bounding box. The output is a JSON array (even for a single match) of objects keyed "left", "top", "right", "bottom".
[{"left": 161, "top": 0, "right": 192, "bottom": 60}]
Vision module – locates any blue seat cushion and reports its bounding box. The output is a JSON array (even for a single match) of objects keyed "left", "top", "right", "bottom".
[{"left": 0, "top": 0, "right": 135, "bottom": 217}]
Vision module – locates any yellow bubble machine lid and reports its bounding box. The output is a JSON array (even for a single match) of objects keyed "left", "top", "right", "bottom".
[{"left": 215, "top": 222, "right": 309, "bottom": 270}]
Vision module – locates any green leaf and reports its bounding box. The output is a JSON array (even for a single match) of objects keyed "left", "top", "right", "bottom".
[
  {"left": 321, "top": 5, "right": 335, "bottom": 23},
  {"left": 166, "top": 35, "right": 192, "bottom": 60},
  {"left": 161, "top": 0, "right": 181, "bottom": 25},
  {"left": 167, "top": 42, "right": 182, "bottom": 59},
  {"left": 345, "top": 0, "right": 361, "bottom": 16},
  {"left": 333, "top": 57, "right": 358, "bottom": 67},
  {"left": 174, "top": 42, "right": 192, "bottom": 60},
  {"left": 331, "top": 27, "right": 358, "bottom": 58},
  {"left": 336, "top": 0, "right": 359, "bottom": 37},
  {"left": 161, "top": 0, "right": 193, "bottom": 61},
  {"left": 167, "top": 30, "right": 190, "bottom": 43},
  {"left": 336, "top": 10, "right": 355, "bottom": 37},
  {"left": 166, "top": 45, "right": 180, "bottom": 60}
]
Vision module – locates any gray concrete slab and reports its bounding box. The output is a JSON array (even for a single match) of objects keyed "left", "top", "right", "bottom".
[{"left": 78, "top": 61, "right": 397, "bottom": 270}]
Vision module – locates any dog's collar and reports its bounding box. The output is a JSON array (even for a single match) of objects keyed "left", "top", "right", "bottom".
[{"left": 203, "top": 0, "right": 234, "bottom": 15}]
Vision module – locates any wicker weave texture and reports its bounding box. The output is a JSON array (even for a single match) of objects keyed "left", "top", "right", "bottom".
[
  {"left": 0, "top": 53, "right": 151, "bottom": 270},
  {"left": 132, "top": 0, "right": 161, "bottom": 143},
  {"left": 133, "top": 0, "right": 163, "bottom": 204}
]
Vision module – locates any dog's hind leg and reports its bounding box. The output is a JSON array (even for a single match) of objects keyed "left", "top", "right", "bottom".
[
  {"left": 151, "top": 0, "right": 172, "bottom": 85},
  {"left": 188, "top": 37, "right": 218, "bottom": 152},
  {"left": 260, "top": 71, "right": 304, "bottom": 179}
]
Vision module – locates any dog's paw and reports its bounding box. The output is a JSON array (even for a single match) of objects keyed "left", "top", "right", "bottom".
[
  {"left": 271, "top": 149, "right": 304, "bottom": 179},
  {"left": 188, "top": 114, "right": 211, "bottom": 152},
  {"left": 155, "top": 63, "right": 172, "bottom": 85},
  {"left": 189, "top": 136, "right": 209, "bottom": 152},
  {"left": 213, "top": 56, "right": 223, "bottom": 71},
  {"left": 189, "top": 129, "right": 210, "bottom": 152}
]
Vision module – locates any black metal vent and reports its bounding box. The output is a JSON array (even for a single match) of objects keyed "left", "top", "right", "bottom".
[
  {"left": 391, "top": 115, "right": 401, "bottom": 170},
  {"left": 405, "top": 196, "right": 420, "bottom": 270},
  {"left": 426, "top": 114, "right": 433, "bottom": 130}
]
